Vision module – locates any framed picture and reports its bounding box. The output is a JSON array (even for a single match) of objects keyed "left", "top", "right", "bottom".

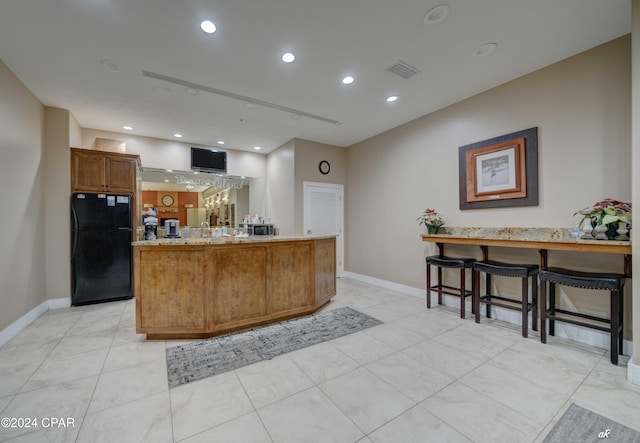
[
  {"left": 459, "top": 127, "right": 538, "bottom": 209},
  {"left": 224, "top": 204, "right": 229, "bottom": 219}
]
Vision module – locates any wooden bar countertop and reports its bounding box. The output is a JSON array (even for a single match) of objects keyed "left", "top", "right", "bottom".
[
  {"left": 421, "top": 227, "right": 631, "bottom": 255},
  {"left": 132, "top": 234, "right": 336, "bottom": 246}
]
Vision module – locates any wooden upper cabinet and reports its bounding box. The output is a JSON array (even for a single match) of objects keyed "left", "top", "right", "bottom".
[{"left": 71, "top": 147, "right": 140, "bottom": 193}]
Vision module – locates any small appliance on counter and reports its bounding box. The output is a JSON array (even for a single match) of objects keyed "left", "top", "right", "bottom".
[
  {"left": 165, "top": 219, "right": 180, "bottom": 237},
  {"left": 142, "top": 208, "right": 158, "bottom": 240},
  {"left": 242, "top": 223, "right": 274, "bottom": 236}
]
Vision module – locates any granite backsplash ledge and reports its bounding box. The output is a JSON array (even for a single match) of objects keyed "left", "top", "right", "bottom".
[{"left": 428, "top": 227, "right": 630, "bottom": 244}]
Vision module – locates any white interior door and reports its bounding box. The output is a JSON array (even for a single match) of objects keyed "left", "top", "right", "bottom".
[{"left": 303, "top": 182, "right": 344, "bottom": 276}]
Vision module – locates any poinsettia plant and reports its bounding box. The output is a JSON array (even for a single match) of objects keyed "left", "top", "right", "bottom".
[
  {"left": 416, "top": 208, "right": 445, "bottom": 227},
  {"left": 574, "top": 198, "right": 632, "bottom": 227}
]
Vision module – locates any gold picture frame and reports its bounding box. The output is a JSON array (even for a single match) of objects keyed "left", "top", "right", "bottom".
[
  {"left": 459, "top": 128, "right": 538, "bottom": 209},
  {"left": 465, "top": 137, "right": 526, "bottom": 203}
]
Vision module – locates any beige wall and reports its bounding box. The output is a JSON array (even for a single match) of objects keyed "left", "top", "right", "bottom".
[
  {"left": 81, "top": 128, "right": 267, "bottom": 179},
  {"left": 266, "top": 140, "right": 295, "bottom": 234},
  {"left": 631, "top": 0, "right": 639, "bottom": 370},
  {"left": 43, "top": 108, "right": 75, "bottom": 300},
  {"left": 265, "top": 138, "right": 348, "bottom": 235},
  {"left": 293, "top": 138, "right": 348, "bottom": 234},
  {"left": 346, "top": 37, "right": 632, "bottom": 336},
  {"left": 0, "top": 59, "right": 46, "bottom": 330}
]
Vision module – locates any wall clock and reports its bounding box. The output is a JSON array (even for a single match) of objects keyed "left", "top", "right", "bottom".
[
  {"left": 161, "top": 194, "right": 174, "bottom": 206},
  {"left": 319, "top": 160, "right": 330, "bottom": 175}
]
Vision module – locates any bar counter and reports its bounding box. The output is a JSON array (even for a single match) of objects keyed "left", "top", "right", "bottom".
[
  {"left": 421, "top": 227, "right": 631, "bottom": 275},
  {"left": 133, "top": 235, "right": 337, "bottom": 339}
]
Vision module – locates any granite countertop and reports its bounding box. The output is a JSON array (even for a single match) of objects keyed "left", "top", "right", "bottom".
[
  {"left": 422, "top": 227, "right": 631, "bottom": 246},
  {"left": 132, "top": 234, "right": 336, "bottom": 246}
]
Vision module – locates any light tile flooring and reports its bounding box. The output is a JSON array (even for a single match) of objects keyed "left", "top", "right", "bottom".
[{"left": 1, "top": 277, "right": 639, "bottom": 442}]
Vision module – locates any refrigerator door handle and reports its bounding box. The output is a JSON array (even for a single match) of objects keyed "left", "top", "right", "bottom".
[{"left": 71, "top": 203, "right": 79, "bottom": 260}]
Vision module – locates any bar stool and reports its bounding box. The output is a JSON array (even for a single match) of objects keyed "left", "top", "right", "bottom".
[
  {"left": 538, "top": 267, "right": 625, "bottom": 365},
  {"left": 426, "top": 256, "right": 476, "bottom": 318},
  {"left": 472, "top": 260, "right": 539, "bottom": 338}
]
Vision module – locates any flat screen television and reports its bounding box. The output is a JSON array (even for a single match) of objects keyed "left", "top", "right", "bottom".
[{"left": 191, "top": 147, "right": 227, "bottom": 173}]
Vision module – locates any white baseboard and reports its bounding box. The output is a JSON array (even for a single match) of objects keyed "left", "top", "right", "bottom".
[
  {"left": 629, "top": 357, "right": 640, "bottom": 386},
  {"left": 342, "top": 271, "right": 424, "bottom": 298},
  {"left": 48, "top": 297, "right": 71, "bottom": 309},
  {"left": 0, "top": 297, "right": 71, "bottom": 347},
  {"left": 343, "top": 272, "right": 634, "bottom": 356}
]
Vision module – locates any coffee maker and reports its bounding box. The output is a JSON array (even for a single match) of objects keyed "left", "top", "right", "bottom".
[
  {"left": 165, "top": 219, "right": 180, "bottom": 237},
  {"left": 142, "top": 208, "right": 158, "bottom": 240}
]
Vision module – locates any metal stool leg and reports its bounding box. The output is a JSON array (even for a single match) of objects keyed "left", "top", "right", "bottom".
[
  {"left": 611, "top": 289, "right": 619, "bottom": 365},
  {"left": 426, "top": 262, "right": 432, "bottom": 308},
  {"left": 549, "top": 282, "right": 556, "bottom": 337},
  {"left": 521, "top": 276, "right": 528, "bottom": 338},
  {"left": 486, "top": 273, "right": 492, "bottom": 318},
  {"left": 619, "top": 290, "right": 624, "bottom": 354},
  {"left": 540, "top": 280, "right": 547, "bottom": 344},
  {"left": 474, "top": 270, "right": 481, "bottom": 324},
  {"left": 470, "top": 268, "right": 475, "bottom": 315},
  {"left": 437, "top": 266, "right": 443, "bottom": 305},
  {"left": 532, "top": 276, "right": 538, "bottom": 332},
  {"left": 459, "top": 268, "right": 466, "bottom": 319}
]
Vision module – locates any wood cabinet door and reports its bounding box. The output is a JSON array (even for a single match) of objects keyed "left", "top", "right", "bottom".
[
  {"left": 71, "top": 151, "right": 106, "bottom": 192},
  {"left": 137, "top": 248, "right": 207, "bottom": 332},
  {"left": 106, "top": 156, "right": 136, "bottom": 193}
]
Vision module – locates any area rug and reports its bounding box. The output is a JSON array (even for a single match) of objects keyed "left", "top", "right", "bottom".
[
  {"left": 166, "top": 306, "right": 382, "bottom": 388},
  {"left": 543, "top": 403, "right": 640, "bottom": 443}
]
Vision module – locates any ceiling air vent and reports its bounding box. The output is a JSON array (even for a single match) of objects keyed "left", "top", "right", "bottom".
[{"left": 386, "top": 60, "right": 420, "bottom": 79}]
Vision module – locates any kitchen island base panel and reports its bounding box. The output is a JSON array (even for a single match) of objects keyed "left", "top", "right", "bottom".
[
  {"left": 134, "top": 236, "right": 336, "bottom": 339},
  {"left": 144, "top": 299, "right": 332, "bottom": 340}
]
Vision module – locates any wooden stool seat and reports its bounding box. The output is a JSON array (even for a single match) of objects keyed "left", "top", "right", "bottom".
[
  {"left": 539, "top": 267, "right": 625, "bottom": 365},
  {"left": 426, "top": 256, "right": 475, "bottom": 319},
  {"left": 473, "top": 260, "right": 539, "bottom": 338}
]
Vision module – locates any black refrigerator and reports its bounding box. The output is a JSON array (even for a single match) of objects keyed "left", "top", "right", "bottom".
[{"left": 71, "top": 192, "right": 133, "bottom": 305}]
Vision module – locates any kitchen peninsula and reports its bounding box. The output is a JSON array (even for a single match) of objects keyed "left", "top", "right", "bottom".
[{"left": 133, "top": 235, "right": 336, "bottom": 339}]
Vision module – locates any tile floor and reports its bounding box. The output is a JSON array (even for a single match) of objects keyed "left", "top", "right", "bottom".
[{"left": 0, "top": 277, "right": 639, "bottom": 442}]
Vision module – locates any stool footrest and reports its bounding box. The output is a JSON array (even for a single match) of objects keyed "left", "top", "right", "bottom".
[
  {"left": 545, "top": 312, "right": 611, "bottom": 333},
  {"left": 479, "top": 295, "right": 535, "bottom": 312},
  {"left": 549, "top": 308, "right": 610, "bottom": 325},
  {"left": 430, "top": 284, "right": 473, "bottom": 298}
]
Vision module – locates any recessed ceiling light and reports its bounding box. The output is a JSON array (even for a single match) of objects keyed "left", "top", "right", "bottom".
[
  {"left": 217, "top": 140, "right": 225, "bottom": 145},
  {"left": 386, "top": 95, "right": 398, "bottom": 102},
  {"left": 424, "top": 4, "right": 450, "bottom": 25},
  {"left": 342, "top": 76, "right": 354, "bottom": 85},
  {"left": 166, "top": 169, "right": 173, "bottom": 172},
  {"left": 122, "top": 125, "right": 133, "bottom": 130},
  {"left": 193, "top": 171, "right": 199, "bottom": 174},
  {"left": 254, "top": 146, "right": 261, "bottom": 150},
  {"left": 174, "top": 133, "right": 183, "bottom": 138},
  {"left": 101, "top": 59, "right": 121, "bottom": 73},
  {"left": 473, "top": 43, "right": 497, "bottom": 57},
  {"left": 200, "top": 20, "right": 216, "bottom": 34},
  {"left": 282, "top": 52, "right": 295, "bottom": 63}
]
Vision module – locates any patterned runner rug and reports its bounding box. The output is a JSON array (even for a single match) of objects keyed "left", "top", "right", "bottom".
[
  {"left": 166, "top": 306, "right": 382, "bottom": 388},
  {"left": 543, "top": 403, "right": 640, "bottom": 443}
]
